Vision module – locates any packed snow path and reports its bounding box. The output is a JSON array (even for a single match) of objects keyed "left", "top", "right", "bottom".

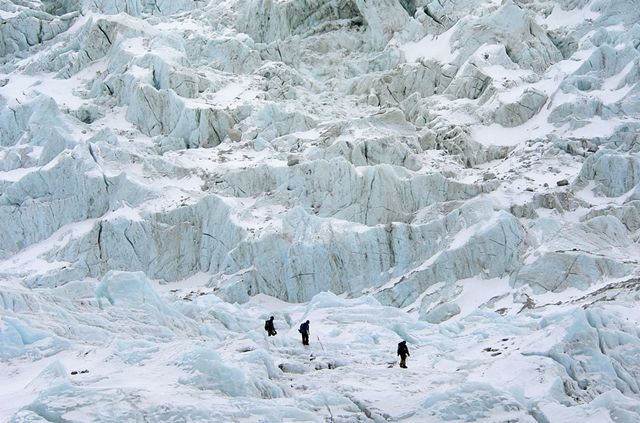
[
  {"left": 2, "top": 274, "right": 640, "bottom": 421},
  {"left": 1, "top": 0, "right": 640, "bottom": 421}
]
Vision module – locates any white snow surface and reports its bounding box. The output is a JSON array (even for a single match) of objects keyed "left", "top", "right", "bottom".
[{"left": 1, "top": 0, "right": 640, "bottom": 421}]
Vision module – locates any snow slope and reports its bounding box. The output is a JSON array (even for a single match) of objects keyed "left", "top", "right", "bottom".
[{"left": 1, "top": 0, "right": 640, "bottom": 421}]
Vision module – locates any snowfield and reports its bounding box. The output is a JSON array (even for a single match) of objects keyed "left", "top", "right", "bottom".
[{"left": 1, "top": 0, "right": 640, "bottom": 421}]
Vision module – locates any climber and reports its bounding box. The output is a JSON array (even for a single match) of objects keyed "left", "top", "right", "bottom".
[
  {"left": 299, "top": 320, "right": 310, "bottom": 345},
  {"left": 264, "top": 316, "right": 277, "bottom": 336},
  {"left": 397, "top": 340, "right": 410, "bottom": 368}
]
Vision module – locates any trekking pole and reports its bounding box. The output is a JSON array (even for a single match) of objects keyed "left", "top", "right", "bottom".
[{"left": 317, "top": 336, "right": 326, "bottom": 352}]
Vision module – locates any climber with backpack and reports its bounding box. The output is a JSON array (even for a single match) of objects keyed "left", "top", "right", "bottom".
[
  {"left": 299, "top": 320, "right": 310, "bottom": 345},
  {"left": 264, "top": 316, "right": 277, "bottom": 336},
  {"left": 397, "top": 340, "right": 410, "bottom": 368}
]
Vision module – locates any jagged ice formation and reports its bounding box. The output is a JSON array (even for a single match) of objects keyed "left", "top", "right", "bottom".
[{"left": 1, "top": 0, "right": 640, "bottom": 421}]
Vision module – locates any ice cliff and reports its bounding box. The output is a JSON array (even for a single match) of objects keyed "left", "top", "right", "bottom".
[{"left": 1, "top": 0, "right": 640, "bottom": 421}]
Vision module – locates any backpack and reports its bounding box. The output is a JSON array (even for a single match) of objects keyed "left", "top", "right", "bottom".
[
  {"left": 398, "top": 342, "right": 408, "bottom": 355},
  {"left": 264, "top": 320, "right": 269, "bottom": 331}
]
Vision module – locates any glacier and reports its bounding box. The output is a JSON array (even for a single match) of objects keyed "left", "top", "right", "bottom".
[{"left": 1, "top": 0, "right": 640, "bottom": 421}]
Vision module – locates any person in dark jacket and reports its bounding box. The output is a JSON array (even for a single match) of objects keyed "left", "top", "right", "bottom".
[
  {"left": 397, "top": 340, "right": 410, "bottom": 368},
  {"left": 264, "top": 316, "right": 277, "bottom": 336},
  {"left": 299, "top": 320, "right": 310, "bottom": 345}
]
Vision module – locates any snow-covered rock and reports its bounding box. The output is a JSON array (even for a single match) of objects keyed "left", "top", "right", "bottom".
[
  {"left": 0, "top": 150, "right": 110, "bottom": 258},
  {"left": 493, "top": 88, "right": 548, "bottom": 127},
  {"left": 126, "top": 84, "right": 235, "bottom": 148},
  {"left": 451, "top": 2, "right": 562, "bottom": 73},
  {"left": 238, "top": 0, "right": 414, "bottom": 48},
  {"left": 444, "top": 61, "right": 492, "bottom": 100},
  {"left": 576, "top": 149, "right": 640, "bottom": 197},
  {"left": 0, "top": 6, "right": 76, "bottom": 57},
  {"left": 513, "top": 252, "right": 632, "bottom": 293},
  {"left": 375, "top": 209, "right": 525, "bottom": 308}
]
